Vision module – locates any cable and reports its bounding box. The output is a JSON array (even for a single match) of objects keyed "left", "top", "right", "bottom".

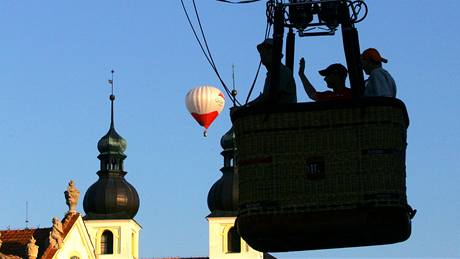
[
  {"left": 181, "top": 0, "right": 242, "bottom": 106},
  {"left": 244, "top": 61, "right": 263, "bottom": 104},
  {"left": 192, "top": 0, "right": 217, "bottom": 70},
  {"left": 192, "top": 0, "right": 244, "bottom": 106},
  {"left": 245, "top": 20, "right": 272, "bottom": 104},
  {"left": 180, "top": 0, "right": 215, "bottom": 72},
  {"left": 191, "top": 0, "right": 226, "bottom": 93}
]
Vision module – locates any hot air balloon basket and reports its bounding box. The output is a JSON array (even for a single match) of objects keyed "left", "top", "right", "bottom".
[{"left": 232, "top": 97, "right": 410, "bottom": 216}]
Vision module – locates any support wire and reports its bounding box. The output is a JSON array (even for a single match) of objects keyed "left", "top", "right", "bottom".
[{"left": 181, "top": 0, "right": 242, "bottom": 106}]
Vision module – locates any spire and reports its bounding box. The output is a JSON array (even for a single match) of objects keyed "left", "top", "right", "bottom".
[
  {"left": 97, "top": 71, "right": 127, "bottom": 158},
  {"left": 109, "top": 70, "right": 115, "bottom": 130},
  {"left": 83, "top": 71, "right": 139, "bottom": 220}
]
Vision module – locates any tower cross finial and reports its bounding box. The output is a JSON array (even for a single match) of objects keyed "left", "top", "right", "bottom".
[
  {"left": 109, "top": 70, "right": 115, "bottom": 95},
  {"left": 108, "top": 70, "right": 116, "bottom": 128}
]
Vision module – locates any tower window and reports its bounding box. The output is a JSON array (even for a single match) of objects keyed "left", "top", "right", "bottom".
[
  {"left": 227, "top": 227, "right": 241, "bottom": 253},
  {"left": 101, "top": 230, "right": 114, "bottom": 254}
]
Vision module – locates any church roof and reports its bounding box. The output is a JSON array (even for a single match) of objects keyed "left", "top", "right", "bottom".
[
  {"left": 0, "top": 228, "right": 49, "bottom": 258},
  {"left": 0, "top": 213, "right": 80, "bottom": 259}
]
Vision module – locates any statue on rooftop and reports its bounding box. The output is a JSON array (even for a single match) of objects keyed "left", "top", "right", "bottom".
[
  {"left": 49, "top": 217, "right": 64, "bottom": 249},
  {"left": 26, "top": 236, "right": 39, "bottom": 259},
  {"left": 64, "top": 180, "right": 80, "bottom": 214}
]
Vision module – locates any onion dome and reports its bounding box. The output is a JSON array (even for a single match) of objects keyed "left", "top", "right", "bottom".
[
  {"left": 83, "top": 174, "right": 139, "bottom": 219},
  {"left": 207, "top": 173, "right": 238, "bottom": 213},
  {"left": 97, "top": 128, "right": 127, "bottom": 155},
  {"left": 220, "top": 127, "right": 234, "bottom": 151},
  {"left": 83, "top": 91, "right": 140, "bottom": 220},
  {"left": 97, "top": 94, "right": 127, "bottom": 155},
  {"left": 207, "top": 127, "right": 238, "bottom": 215}
]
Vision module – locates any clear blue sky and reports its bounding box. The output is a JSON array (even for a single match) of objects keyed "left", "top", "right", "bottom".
[{"left": 0, "top": 0, "right": 459, "bottom": 258}]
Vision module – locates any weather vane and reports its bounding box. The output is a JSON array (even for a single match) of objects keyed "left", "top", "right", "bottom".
[
  {"left": 108, "top": 70, "right": 115, "bottom": 98},
  {"left": 107, "top": 70, "right": 116, "bottom": 127}
]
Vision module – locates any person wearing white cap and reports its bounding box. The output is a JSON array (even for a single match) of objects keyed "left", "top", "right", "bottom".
[
  {"left": 361, "top": 48, "right": 397, "bottom": 97},
  {"left": 249, "top": 38, "right": 297, "bottom": 105}
]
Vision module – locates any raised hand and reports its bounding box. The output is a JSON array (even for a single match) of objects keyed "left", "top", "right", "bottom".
[{"left": 299, "top": 57, "right": 306, "bottom": 75}]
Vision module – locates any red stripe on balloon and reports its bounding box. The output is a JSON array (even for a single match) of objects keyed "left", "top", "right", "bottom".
[{"left": 191, "top": 111, "right": 219, "bottom": 129}]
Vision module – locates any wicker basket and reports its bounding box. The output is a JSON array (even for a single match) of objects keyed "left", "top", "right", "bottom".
[{"left": 231, "top": 97, "right": 413, "bottom": 251}]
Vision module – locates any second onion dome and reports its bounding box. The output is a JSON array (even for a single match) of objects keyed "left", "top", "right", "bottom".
[{"left": 207, "top": 127, "right": 239, "bottom": 215}]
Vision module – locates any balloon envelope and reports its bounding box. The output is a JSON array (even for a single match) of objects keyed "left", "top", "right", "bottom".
[{"left": 185, "top": 86, "right": 225, "bottom": 129}]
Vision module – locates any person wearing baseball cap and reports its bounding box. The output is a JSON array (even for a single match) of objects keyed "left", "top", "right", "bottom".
[
  {"left": 298, "top": 57, "right": 352, "bottom": 101},
  {"left": 248, "top": 38, "right": 297, "bottom": 105},
  {"left": 361, "top": 48, "right": 397, "bottom": 97}
]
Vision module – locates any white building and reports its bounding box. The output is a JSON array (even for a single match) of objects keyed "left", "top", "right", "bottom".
[{"left": 0, "top": 93, "right": 141, "bottom": 259}]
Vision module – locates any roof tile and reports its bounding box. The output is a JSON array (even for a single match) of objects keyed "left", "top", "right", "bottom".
[{"left": 0, "top": 213, "right": 80, "bottom": 259}]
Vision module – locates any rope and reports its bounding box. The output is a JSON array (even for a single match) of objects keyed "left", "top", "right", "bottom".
[
  {"left": 181, "top": 0, "right": 242, "bottom": 106},
  {"left": 245, "top": 21, "right": 272, "bottom": 104}
]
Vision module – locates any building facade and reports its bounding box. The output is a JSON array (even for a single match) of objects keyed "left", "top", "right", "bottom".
[{"left": 0, "top": 92, "right": 140, "bottom": 259}]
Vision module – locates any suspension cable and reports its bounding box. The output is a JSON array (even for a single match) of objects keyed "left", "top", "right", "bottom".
[
  {"left": 180, "top": 0, "right": 215, "bottom": 73},
  {"left": 245, "top": 20, "right": 272, "bottom": 104},
  {"left": 191, "top": 0, "right": 235, "bottom": 101},
  {"left": 181, "top": 0, "right": 242, "bottom": 106}
]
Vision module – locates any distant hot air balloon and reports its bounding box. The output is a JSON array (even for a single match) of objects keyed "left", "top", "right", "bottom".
[{"left": 185, "top": 86, "right": 225, "bottom": 136}]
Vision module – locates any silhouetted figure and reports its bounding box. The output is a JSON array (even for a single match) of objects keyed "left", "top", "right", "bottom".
[
  {"left": 298, "top": 57, "right": 352, "bottom": 101},
  {"left": 249, "top": 38, "right": 297, "bottom": 105},
  {"left": 361, "top": 48, "right": 396, "bottom": 97}
]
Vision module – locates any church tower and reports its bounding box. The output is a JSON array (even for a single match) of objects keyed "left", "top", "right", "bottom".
[
  {"left": 83, "top": 81, "right": 141, "bottom": 259},
  {"left": 207, "top": 128, "right": 273, "bottom": 259}
]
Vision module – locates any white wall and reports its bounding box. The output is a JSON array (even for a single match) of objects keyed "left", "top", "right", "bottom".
[
  {"left": 84, "top": 219, "right": 141, "bottom": 259},
  {"left": 53, "top": 216, "right": 96, "bottom": 259},
  {"left": 208, "top": 216, "right": 264, "bottom": 259}
]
